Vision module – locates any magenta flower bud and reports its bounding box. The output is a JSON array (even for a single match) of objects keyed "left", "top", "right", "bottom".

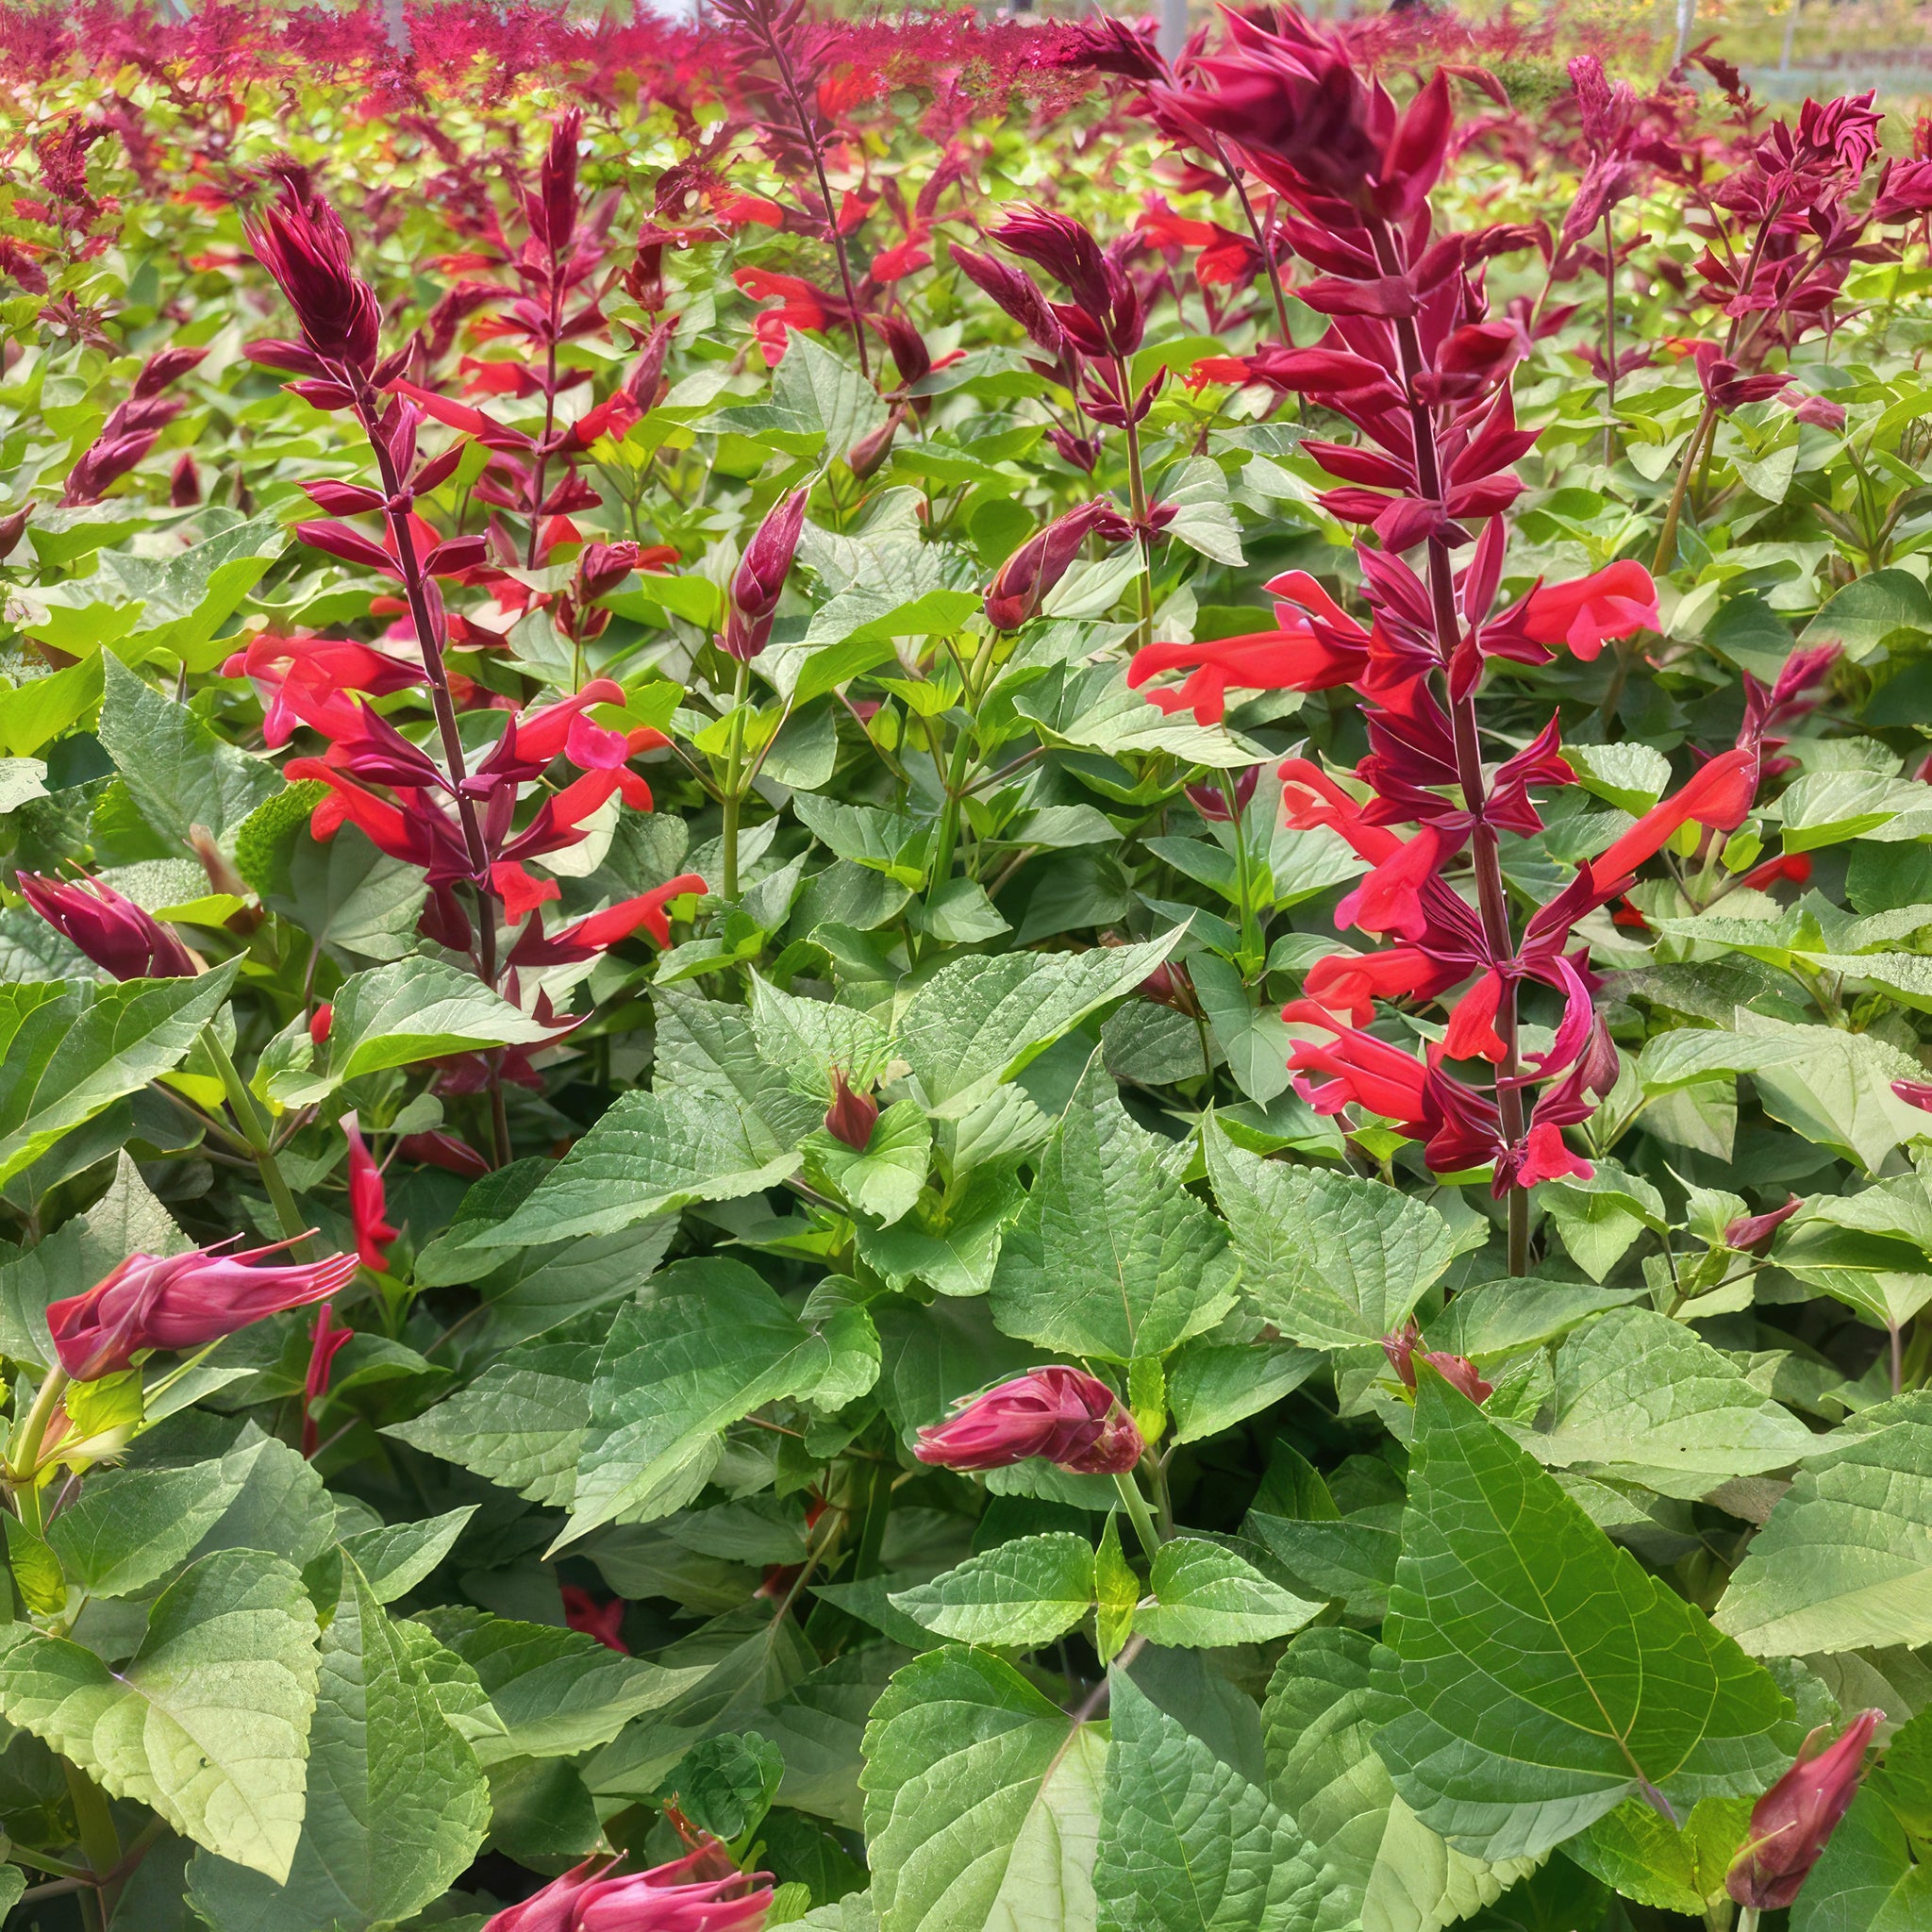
[
  {"left": 0, "top": 502, "right": 30, "bottom": 560},
  {"left": 824, "top": 1070, "right": 878, "bottom": 1151},
  {"left": 724, "top": 489, "right": 808, "bottom": 662},
  {"left": 1185, "top": 764, "right": 1259, "bottom": 822},
  {"left": 950, "top": 244, "right": 1065, "bottom": 357},
  {"left": 244, "top": 172, "right": 383, "bottom": 375},
  {"left": 478, "top": 1844, "right": 772, "bottom": 1932},
  {"left": 1727, "top": 1710, "right": 1883, "bottom": 1911},
  {"left": 575, "top": 541, "right": 641, "bottom": 602},
  {"left": 1894, "top": 1078, "right": 1932, "bottom": 1113},
  {"left": 16, "top": 872, "right": 199, "bottom": 980},
  {"left": 47, "top": 1239, "right": 358, "bottom": 1383},
  {"left": 1723, "top": 1196, "right": 1802, "bottom": 1254},
  {"left": 534, "top": 108, "right": 582, "bottom": 255},
  {"left": 1383, "top": 1321, "right": 1492, "bottom": 1406},
  {"left": 984, "top": 499, "right": 1117, "bottom": 633},
  {"left": 914, "top": 1367, "right": 1143, "bottom": 1475}
]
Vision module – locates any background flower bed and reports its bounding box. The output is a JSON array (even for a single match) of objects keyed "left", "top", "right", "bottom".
[{"left": 1, "top": 6, "right": 1932, "bottom": 1930}]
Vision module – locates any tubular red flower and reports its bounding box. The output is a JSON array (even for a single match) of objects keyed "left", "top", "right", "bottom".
[
  {"left": 725, "top": 490, "right": 808, "bottom": 661},
  {"left": 560, "top": 1585, "right": 629, "bottom": 1655},
  {"left": 48, "top": 1240, "right": 358, "bottom": 1383},
  {"left": 1283, "top": 1005, "right": 1430, "bottom": 1127},
  {"left": 478, "top": 1844, "right": 772, "bottom": 1932},
  {"left": 1727, "top": 1711, "right": 1883, "bottom": 1911},
  {"left": 824, "top": 1071, "right": 878, "bottom": 1151},
  {"left": 343, "top": 1115, "right": 398, "bottom": 1272},
  {"left": 1301, "top": 947, "right": 1457, "bottom": 1025},
  {"left": 1590, "top": 748, "right": 1761, "bottom": 890},
  {"left": 1724, "top": 1197, "right": 1803, "bottom": 1252},
  {"left": 396, "top": 1131, "right": 492, "bottom": 1179},
  {"left": 16, "top": 872, "right": 199, "bottom": 980},
  {"left": 1520, "top": 562, "right": 1660, "bottom": 660},
  {"left": 301, "top": 1305, "right": 353, "bottom": 1458},
  {"left": 1382, "top": 1320, "right": 1492, "bottom": 1405},
  {"left": 508, "top": 874, "right": 708, "bottom": 967},
  {"left": 914, "top": 1367, "right": 1142, "bottom": 1474}
]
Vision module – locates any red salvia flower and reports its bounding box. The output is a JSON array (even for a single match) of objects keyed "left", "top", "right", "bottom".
[
  {"left": 914, "top": 1367, "right": 1142, "bottom": 1475},
  {"left": 16, "top": 873, "right": 198, "bottom": 980},
  {"left": 1726, "top": 1711, "right": 1883, "bottom": 1911}
]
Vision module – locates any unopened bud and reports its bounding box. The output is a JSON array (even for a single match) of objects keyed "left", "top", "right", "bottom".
[{"left": 824, "top": 1070, "right": 878, "bottom": 1150}]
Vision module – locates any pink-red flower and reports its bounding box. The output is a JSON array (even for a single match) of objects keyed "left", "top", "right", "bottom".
[
  {"left": 16, "top": 873, "right": 198, "bottom": 980},
  {"left": 479, "top": 1844, "right": 771, "bottom": 1932},
  {"left": 1519, "top": 561, "right": 1659, "bottom": 661},
  {"left": 824, "top": 1071, "right": 878, "bottom": 1150},
  {"left": 342, "top": 1116, "right": 398, "bottom": 1272},
  {"left": 914, "top": 1367, "right": 1142, "bottom": 1475},
  {"left": 244, "top": 168, "right": 383, "bottom": 379},
  {"left": 560, "top": 1585, "right": 630, "bottom": 1655},
  {"left": 1726, "top": 1711, "right": 1882, "bottom": 1910},
  {"left": 724, "top": 489, "right": 808, "bottom": 661},
  {"left": 48, "top": 1239, "right": 358, "bottom": 1383},
  {"left": 1382, "top": 1320, "right": 1492, "bottom": 1405},
  {"left": 985, "top": 499, "right": 1124, "bottom": 633},
  {"left": 302, "top": 1305, "right": 353, "bottom": 1458}
]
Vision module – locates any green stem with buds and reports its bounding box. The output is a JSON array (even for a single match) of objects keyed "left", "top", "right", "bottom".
[
  {"left": 720, "top": 655, "right": 752, "bottom": 901},
  {"left": 202, "top": 1029, "right": 310, "bottom": 1256}
]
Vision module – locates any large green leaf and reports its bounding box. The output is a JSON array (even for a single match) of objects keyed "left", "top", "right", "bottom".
[
  {"left": 1262, "top": 1628, "right": 1541, "bottom": 1932},
  {"left": 414, "top": 1606, "right": 705, "bottom": 1763},
  {"left": 0, "top": 963, "right": 236, "bottom": 1186},
  {"left": 897, "top": 938, "right": 1182, "bottom": 1119},
  {"left": 185, "top": 1561, "right": 489, "bottom": 1931},
  {"left": 96, "top": 654, "right": 279, "bottom": 851},
  {"left": 46, "top": 1454, "right": 251, "bottom": 1598},
  {"left": 1715, "top": 1410, "right": 1932, "bottom": 1656},
  {"left": 862, "top": 1646, "right": 1107, "bottom": 1932},
  {"left": 1373, "top": 1374, "right": 1796, "bottom": 1861},
  {"left": 560, "top": 1258, "right": 878, "bottom": 1544},
  {"left": 1131, "top": 1540, "right": 1322, "bottom": 1651},
  {"left": 1513, "top": 1307, "right": 1815, "bottom": 1499},
  {"left": 890, "top": 1533, "right": 1097, "bottom": 1648},
  {"left": 0, "top": 1549, "right": 320, "bottom": 1881},
  {"left": 989, "top": 1058, "right": 1236, "bottom": 1365},
  {"left": 1560, "top": 1796, "right": 1751, "bottom": 1920},
  {"left": 1205, "top": 1124, "right": 1456, "bottom": 1348},
  {"left": 1095, "top": 1668, "right": 1327, "bottom": 1932},
  {"left": 268, "top": 958, "right": 557, "bottom": 1106}
]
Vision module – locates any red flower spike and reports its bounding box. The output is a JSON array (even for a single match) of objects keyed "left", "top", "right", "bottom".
[
  {"left": 16, "top": 873, "right": 199, "bottom": 981},
  {"left": 915, "top": 1367, "right": 1143, "bottom": 1475},
  {"left": 342, "top": 1116, "right": 399, "bottom": 1274},
  {"left": 1726, "top": 1711, "right": 1882, "bottom": 1911},
  {"left": 48, "top": 1240, "right": 358, "bottom": 1383},
  {"left": 243, "top": 171, "right": 382, "bottom": 377},
  {"left": 724, "top": 490, "right": 808, "bottom": 662}
]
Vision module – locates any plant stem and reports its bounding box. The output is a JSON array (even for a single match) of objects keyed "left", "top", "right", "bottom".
[
  {"left": 1117, "top": 355, "right": 1155, "bottom": 651},
  {"left": 1370, "top": 220, "right": 1530, "bottom": 1278},
  {"left": 525, "top": 260, "right": 566, "bottom": 569},
  {"left": 1221, "top": 772, "right": 1263, "bottom": 975},
  {"left": 720, "top": 654, "right": 752, "bottom": 900},
  {"left": 202, "top": 1029, "right": 310, "bottom": 1253},
  {"left": 1653, "top": 398, "right": 1717, "bottom": 576},
  {"left": 1113, "top": 1471, "right": 1161, "bottom": 1560},
  {"left": 1737, "top": 1909, "right": 1759, "bottom": 1932},
  {"left": 9, "top": 1366, "right": 68, "bottom": 1534},
  {"left": 1600, "top": 207, "right": 1619, "bottom": 468},
  {"left": 62, "top": 1762, "right": 119, "bottom": 1927}
]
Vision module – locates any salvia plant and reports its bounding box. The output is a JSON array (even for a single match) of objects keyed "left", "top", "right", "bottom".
[{"left": 7, "top": 6, "right": 1932, "bottom": 1931}]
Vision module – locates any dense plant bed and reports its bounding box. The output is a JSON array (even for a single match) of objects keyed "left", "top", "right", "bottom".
[{"left": 0, "top": 7, "right": 1930, "bottom": 1929}]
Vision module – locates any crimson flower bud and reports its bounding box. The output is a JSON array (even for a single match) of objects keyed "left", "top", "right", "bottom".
[
  {"left": 1723, "top": 1196, "right": 1802, "bottom": 1253},
  {"left": 1185, "top": 764, "right": 1259, "bottom": 822},
  {"left": 914, "top": 1367, "right": 1143, "bottom": 1475},
  {"left": 535, "top": 108, "right": 582, "bottom": 256},
  {"left": 301, "top": 1304, "right": 352, "bottom": 1457},
  {"left": 949, "top": 243, "right": 1065, "bottom": 357},
  {"left": 824, "top": 1071, "right": 878, "bottom": 1150},
  {"left": 1383, "top": 1321, "right": 1492, "bottom": 1405},
  {"left": 244, "top": 171, "right": 383, "bottom": 375},
  {"left": 309, "top": 1004, "right": 333, "bottom": 1044},
  {"left": 846, "top": 412, "right": 899, "bottom": 479},
  {"left": 16, "top": 872, "right": 199, "bottom": 980},
  {"left": 560, "top": 1585, "right": 629, "bottom": 1655},
  {"left": 1895, "top": 1078, "right": 1932, "bottom": 1113},
  {"left": 47, "top": 1239, "right": 358, "bottom": 1382},
  {"left": 343, "top": 1115, "right": 399, "bottom": 1273},
  {"left": 1726, "top": 1710, "right": 1883, "bottom": 1911},
  {"left": 1140, "top": 958, "right": 1196, "bottom": 1013},
  {"left": 575, "top": 540, "right": 641, "bottom": 602},
  {"left": 0, "top": 502, "right": 30, "bottom": 560},
  {"left": 169, "top": 451, "right": 201, "bottom": 507},
  {"left": 477, "top": 1845, "right": 772, "bottom": 1932},
  {"left": 396, "top": 1131, "right": 491, "bottom": 1178},
  {"left": 984, "top": 499, "right": 1117, "bottom": 633},
  {"left": 724, "top": 489, "right": 808, "bottom": 662}
]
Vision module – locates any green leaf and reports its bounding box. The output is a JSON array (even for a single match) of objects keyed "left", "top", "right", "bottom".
[
  {"left": 1715, "top": 1409, "right": 1932, "bottom": 1656},
  {"left": 1131, "top": 1539, "right": 1321, "bottom": 1650},
  {"left": 560, "top": 1258, "right": 878, "bottom": 1544},
  {"left": 267, "top": 958, "right": 557, "bottom": 1106},
  {"left": 1094, "top": 1667, "right": 1326, "bottom": 1932},
  {"left": 1205, "top": 1124, "right": 1456, "bottom": 1348},
  {"left": 384, "top": 1339, "right": 597, "bottom": 1509},
  {"left": 862, "top": 1646, "right": 1108, "bottom": 1932},
  {"left": 1790, "top": 1780, "right": 1932, "bottom": 1932},
  {"left": 1262, "top": 1627, "right": 1541, "bottom": 1932},
  {"left": 1802, "top": 568, "right": 1932, "bottom": 664},
  {"left": 1513, "top": 1307, "right": 1816, "bottom": 1500},
  {"left": 897, "top": 937, "right": 1184, "bottom": 1119},
  {"left": 1095, "top": 1516, "right": 1138, "bottom": 1667},
  {"left": 0, "top": 1549, "right": 321, "bottom": 1881},
  {"left": 416, "top": 1606, "right": 706, "bottom": 1763},
  {"left": 1374, "top": 1374, "right": 1797, "bottom": 1861},
  {"left": 306, "top": 1507, "right": 478, "bottom": 1607},
  {"left": 1165, "top": 1339, "right": 1322, "bottom": 1445},
  {"left": 0, "top": 964, "right": 237, "bottom": 1186},
  {"left": 889, "top": 1533, "right": 1097, "bottom": 1647},
  {"left": 1561, "top": 1795, "right": 1750, "bottom": 1918},
  {"left": 95, "top": 655, "right": 278, "bottom": 851},
  {"left": 46, "top": 1455, "right": 251, "bottom": 1598},
  {"left": 989, "top": 1058, "right": 1237, "bottom": 1365},
  {"left": 803, "top": 1101, "right": 931, "bottom": 1227},
  {"left": 186, "top": 1560, "right": 489, "bottom": 1932}
]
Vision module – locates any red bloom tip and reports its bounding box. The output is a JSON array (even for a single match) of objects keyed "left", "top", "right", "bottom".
[
  {"left": 308, "top": 1004, "right": 333, "bottom": 1044},
  {"left": 724, "top": 490, "right": 808, "bottom": 661},
  {"left": 824, "top": 1071, "right": 879, "bottom": 1151},
  {"left": 244, "top": 171, "right": 382, "bottom": 376},
  {"left": 477, "top": 1844, "right": 772, "bottom": 1932},
  {"left": 1520, "top": 561, "right": 1659, "bottom": 661},
  {"left": 1727, "top": 1710, "right": 1883, "bottom": 1911},
  {"left": 1723, "top": 1196, "right": 1802, "bottom": 1253},
  {"left": 560, "top": 1585, "right": 630, "bottom": 1656},
  {"left": 395, "top": 1131, "right": 492, "bottom": 1179},
  {"left": 343, "top": 1115, "right": 399, "bottom": 1274},
  {"left": 1382, "top": 1320, "right": 1493, "bottom": 1405},
  {"left": 48, "top": 1239, "right": 358, "bottom": 1383},
  {"left": 986, "top": 499, "right": 1123, "bottom": 633},
  {"left": 914, "top": 1367, "right": 1143, "bottom": 1475},
  {"left": 16, "top": 872, "right": 199, "bottom": 981}
]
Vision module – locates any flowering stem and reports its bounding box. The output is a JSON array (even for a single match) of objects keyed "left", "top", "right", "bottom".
[
  {"left": 1600, "top": 208, "right": 1619, "bottom": 468},
  {"left": 721, "top": 654, "right": 752, "bottom": 901},
  {"left": 1218, "top": 157, "right": 1292, "bottom": 350},
  {"left": 1117, "top": 356, "right": 1155, "bottom": 651},
  {"left": 524, "top": 273, "right": 566, "bottom": 568},
  {"left": 1652, "top": 400, "right": 1717, "bottom": 577},
  {"left": 8, "top": 1366, "right": 69, "bottom": 1533},
  {"left": 1113, "top": 1471, "right": 1161, "bottom": 1559},
  {"left": 1220, "top": 772, "right": 1263, "bottom": 975},
  {"left": 202, "top": 1028, "right": 311, "bottom": 1255},
  {"left": 1370, "top": 219, "right": 1530, "bottom": 1277},
  {"left": 1738, "top": 1911, "right": 1759, "bottom": 1932},
  {"left": 62, "top": 1764, "right": 119, "bottom": 1929}
]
